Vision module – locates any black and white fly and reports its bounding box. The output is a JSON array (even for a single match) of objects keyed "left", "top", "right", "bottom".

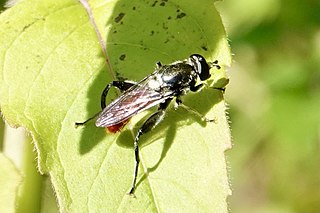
[{"left": 76, "top": 54, "right": 222, "bottom": 194}]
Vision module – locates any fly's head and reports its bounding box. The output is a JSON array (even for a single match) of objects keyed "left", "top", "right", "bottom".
[{"left": 189, "top": 54, "right": 211, "bottom": 81}]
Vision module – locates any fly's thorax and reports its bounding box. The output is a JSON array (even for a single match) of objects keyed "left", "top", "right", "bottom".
[
  {"left": 160, "top": 63, "right": 197, "bottom": 88},
  {"left": 147, "top": 73, "right": 163, "bottom": 90}
]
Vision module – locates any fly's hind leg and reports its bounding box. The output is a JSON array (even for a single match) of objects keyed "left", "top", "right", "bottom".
[
  {"left": 75, "top": 80, "right": 136, "bottom": 127},
  {"left": 129, "top": 98, "right": 172, "bottom": 195}
]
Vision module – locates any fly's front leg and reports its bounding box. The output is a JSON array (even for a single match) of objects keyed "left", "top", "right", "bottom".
[
  {"left": 129, "top": 98, "right": 172, "bottom": 195},
  {"left": 212, "top": 87, "right": 226, "bottom": 92},
  {"left": 176, "top": 98, "right": 216, "bottom": 123},
  {"left": 190, "top": 81, "right": 226, "bottom": 93},
  {"left": 190, "top": 83, "right": 204, "bottom": 92},
  {"left": 75, "top": 80, "right": 136, "bottom": 127},
  {"left": 186, "top": 83, "right": 223, "bottom": 122}
]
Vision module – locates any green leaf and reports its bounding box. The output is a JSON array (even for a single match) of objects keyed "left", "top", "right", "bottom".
[
  {"left": 0, "top": 0, "right": 232, "bottom": 212},
  {"left": 0, "top": 153, "right": 22, "bottom": 212}
]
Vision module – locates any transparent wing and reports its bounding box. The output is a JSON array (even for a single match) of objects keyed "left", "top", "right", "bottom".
[{"left": 95, "top": 75, "right": 173, "bottom": 127}]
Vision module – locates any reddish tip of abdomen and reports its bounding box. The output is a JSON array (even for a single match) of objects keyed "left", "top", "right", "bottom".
[{"left": 105, "top": 119, "right": 130, "bottom": 133}]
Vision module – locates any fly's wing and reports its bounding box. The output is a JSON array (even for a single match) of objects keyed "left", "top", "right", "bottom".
[{"left": 95, "top": 75, "right": 173, "bottom": 127}]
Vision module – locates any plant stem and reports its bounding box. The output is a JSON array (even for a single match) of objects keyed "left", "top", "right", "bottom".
[{"left": 15, "top": 134, "right": 43, "bottom": 213}]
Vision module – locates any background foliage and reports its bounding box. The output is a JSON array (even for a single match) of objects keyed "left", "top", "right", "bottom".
[{"left": 217, "top": 0, "right": 320, "bottom": 212}]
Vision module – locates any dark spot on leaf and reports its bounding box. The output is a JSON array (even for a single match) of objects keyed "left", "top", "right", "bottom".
[
  {"left": 176, "top": 12, "right": 186, "bottom": 19},
  {"left": 167, "top": 16, "right": 172, "bottom": 20},
  {"left": 115, "top": 12, "right": 125, "bottom": 23},
  {"left": 151, "top": 1, "right": 158, "bottom": 7},
  {"left": 119, "top": 54, "right": 126, "bottom": 61},
  {"left": 162, "top": 22, "right": 168, "bottom": 30},
  {"left": 160, "top": 2, "right": 165, "bottom": 6},
  {"left": 164, "top": 38, "right": 170, "bottom": 43},
  {"left": 113, "top": 30, "right": 117, "bottom": 34},
  {"left": 201, "top": 46, "right": 208, "bottom": 51},
  {"left": 132, "top": 6, "right": 136, "bottom": 10},
  {"left": 117, "top": 76, "right": 127, "bottom": 82},
  {"left": 115, "top": 72, "right": 127, "bottom": 81},
  {"left": 150, "top": 30, "right": 155, "bottom": 36},
  {"left": 22, "top": 22, "right": 34, "bottom": 32},
  {"left": 176, "top": 9, "right": 180, "bottom": 12}
]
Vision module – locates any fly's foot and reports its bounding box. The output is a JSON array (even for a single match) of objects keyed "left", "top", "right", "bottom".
[{"left": 202, "top": 117, "right": 217, "bottom": 123}]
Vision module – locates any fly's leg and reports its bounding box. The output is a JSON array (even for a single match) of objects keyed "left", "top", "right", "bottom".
[
  {"left": 190, "top": 82, "right": 204, "bottom": 92},
  {"left": 183, "top": 81, "right": 224, "bottom": 123},
  {"left": 129, "top": 98, "right": 172, "bottom": 195},
  {"left": 176, "top": 98, "right": 216, "bottom": 123},
  {"left": 75, "top": 111, "right": 101, "bottom": 127},
  {"left": 176, "top": 99, "right": 216, "bottom": 123},
  {"left": 212, "top": 87, "right": 226, "bottom": 92},
  {"left": 156, "top": 61, "right": 162, "bottom": 68},
  {"left": 189, "top": 82, "right": 226, "bottom": 93},
  {"left": 100, "top": 80, "right": 136, "bottom": 109},
  {"left": 75, "top": 80, "right": 136, "bottom": 127}
]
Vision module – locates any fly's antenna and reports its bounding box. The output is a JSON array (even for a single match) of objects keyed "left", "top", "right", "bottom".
[{"left": 208, "top": 60, "right": 221, "bottom": 70}]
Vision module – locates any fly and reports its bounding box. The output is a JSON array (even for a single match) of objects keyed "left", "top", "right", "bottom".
[{"left": 75, "top": 54, "right": 222, "bottom": 194}]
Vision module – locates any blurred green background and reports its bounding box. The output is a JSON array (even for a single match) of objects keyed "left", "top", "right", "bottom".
[
  {"left": 1, "top": 0, "right": 320, "bottom": 212},
  {"left": 217, "top": 0, "right": 320, "bottom": 212}
]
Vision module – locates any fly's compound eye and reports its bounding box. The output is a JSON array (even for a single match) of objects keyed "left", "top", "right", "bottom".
[{"left": 190, "top": 54, "right": 211, "bottom": 81}]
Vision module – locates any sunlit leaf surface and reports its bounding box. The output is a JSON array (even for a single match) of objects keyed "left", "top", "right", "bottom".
[{"left": 0, "top": 0, "right": 231, "bottom": 212}]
